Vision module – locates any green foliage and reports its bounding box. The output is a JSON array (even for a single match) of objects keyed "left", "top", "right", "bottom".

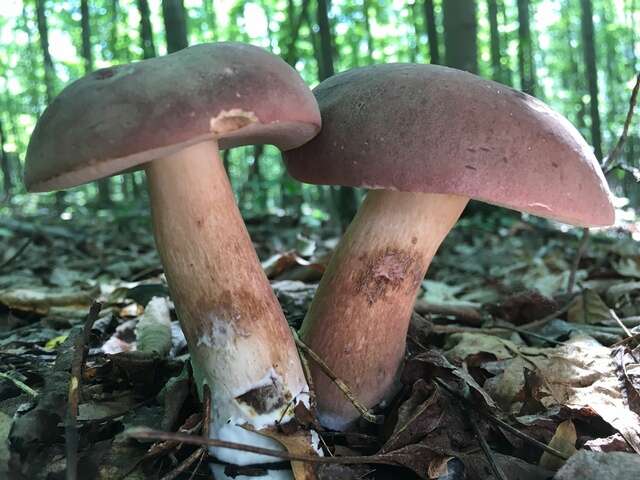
[{"left": 0, "top": 0, "right": 638, "bottom": 218}]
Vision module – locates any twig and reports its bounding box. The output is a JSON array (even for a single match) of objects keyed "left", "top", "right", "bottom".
[
  {"left": 432, "top": 323, "right": 566, "bottom": 346},
  {"left": 65, "top": 301, "right": 102, "bottom": 480},
  {"left": 434, "top": 378, "right": 569, "bottom": 460},
  {"left": 468, "top": 412, "right": 508, "bottom": 480},
  {"left": 127, "top": 427, "right": 406, "bottom": 466},
  {"left": 0, "top": 238, "right": 32, "bottom": 271},
  {"left": 611, "top": 309, "right": 634, "bottom": 338},
  {"left": 566, "top": 71, "right": 639, "bottom": 296},
  {"left": 159, "top": 384, "right": 211, "bottom": 480},
  {"left": 160, "top": 447, "right": 206, "bottom": 480},
  {"left": 567, "top": 228, "right": 589, "bottom": 294},
  {"left": 520, "top": 298, "right": 576, "bottom": 331},
  {"left": 414, "top": 299, "right": 483, "bottom": 326},
  {"left": 602, "top": 71, "right": 640, "bottom": 172},
  {"left": 0, "top": 371, "right": 38, "bottom": 397},
  {"left": 611, "top": 332, "right": 640, "bottom": 348},
  {"left": 291, "top": 330, "right": 317, "bottom": 413},
  {"left": 291, "top": 330, "right": 382, "bottom": 424}
]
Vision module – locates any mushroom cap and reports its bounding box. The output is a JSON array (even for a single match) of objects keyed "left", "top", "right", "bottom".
[
  {"left": 283, "top": 64, "right": 614, "bottom": 227},
  {"left": 25, "top": 42, "right": 321, "bottom": 192}
]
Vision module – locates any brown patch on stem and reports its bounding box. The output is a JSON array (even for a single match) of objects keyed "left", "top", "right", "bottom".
[
  {"left": 236, "top": 376, "right": 288, "bottom": 415},
  {"left": 355, "top": 248, "right": 425, "bottom": 305}
]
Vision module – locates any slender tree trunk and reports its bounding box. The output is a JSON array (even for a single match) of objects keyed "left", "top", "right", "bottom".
[
  {"left": 137, "top": 0, "right": 156, "bottom": 59},
  {"left": 283, "top": 0, "right": 311, "bottom": 65},
  {"left": 21, "top": 5, "right": 42, "bottom": 113},
  {"left": 35, "top": 0, "right": 55, "bottom": 104},
  {"left": 423, "top": 0, "right": 440, "bottom": 64},
  {"left": 162, "top": 0, "right": 189, "bottom": 53},
  {"left": 408, "top": 3, "right": 418, "bottom": 62},
  {"left": 316, "top": 0, "right": 358, "bottom": 230},
  {"left": 316, "top": 0, "right": 335, "bottom": 80},
  {"left": 517, "top": 0, "right": 536, "bottom": 95},
  {"left": 580, "top": 0, "right": 603, "bottom": 159},
  {"left": 0, "top": 118, "right": 11, "bottom": 197},
  {"left": 442, "top": 0, "right": 477, "bottom": 73},
  {"left": 363, "top": 0, "right": 374, "bottom": 62},
  {"left": 35, "top": 0, "right": 65, "bottom": 208},
  {"left": 108, "top": 0, "right": 119, "bottom": 61},
  {"left": 487, "top": 0, "right": 503, "bottom": 82},
  {"left": 80, "top": 0, "right": 112, "bottom": 205},
  {"left": 203, "top": 0, "right": 217, "bottom": 40}
]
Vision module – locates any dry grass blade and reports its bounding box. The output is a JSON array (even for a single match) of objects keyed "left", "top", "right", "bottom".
[{"left": 291, "top": 329, "right": 382, "bottom": 424}]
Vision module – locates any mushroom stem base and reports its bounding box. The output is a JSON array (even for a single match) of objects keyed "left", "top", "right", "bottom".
[
  {"left": 300, "top": 190, "right": 468, "bottom": 430},
  {"left": 145, "top": 140, "right": 309, "bottom": 469}
]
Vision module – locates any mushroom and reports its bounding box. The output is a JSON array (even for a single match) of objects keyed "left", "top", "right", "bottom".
[
  {"left": 25, "top": 43, "right": 320, "bottom": 474},
  {"left": 283, "top": 64, "right": 615, "bottom": 430}
]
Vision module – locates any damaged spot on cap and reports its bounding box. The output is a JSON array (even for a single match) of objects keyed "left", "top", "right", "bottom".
[
  {"left": 236, "top": 373, "right": 289, "bottom": 415},
  {"left": 93, "top": 65, "right": 135, "bottom": 81},
  {"left": 209, "top": 109, "right": 259, "bottom": 135}
]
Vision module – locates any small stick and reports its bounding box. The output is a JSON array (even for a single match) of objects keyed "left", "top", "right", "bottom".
[
  {"left": 567, "top": 228, "right": 589, "bottom": 294},
  {"left": 602, "top": 71, "right": 640, "bottom": 172},
  {"left": 292, "top": 332, "right": 382, "bottom": 424},
  {"left": 159, "top": 384, "right": 212, "bottom": 480},
  {"left": 291, "top": 329, "right": 317, "bottom": 413},
  {"left": 520, "top": 299, "right": 576, "bottom": 331},
  {"left": 128, "top": 428, "right": 403, "bottom": 465},
  {"left": 0, "top": 238, "right": 32, "bottom": 271},
  {"left": 434, "top": 378, "right": 569, "bottom": 460},
  {"left": 468, "top": 412, "right": 508, "bottom": 480},
  {"left": 65, "top": 302, "right": 102, "bottom": 480},
  {"left": 611, "top": 332, "right": 640, "bottom": 348},
  {"left": 0, "top": 371, "right": 38, "bottom": 397}
]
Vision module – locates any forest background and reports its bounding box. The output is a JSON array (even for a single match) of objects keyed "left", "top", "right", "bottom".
[{"left": 0, "top": 0, "right": 638, "bottom": 227}]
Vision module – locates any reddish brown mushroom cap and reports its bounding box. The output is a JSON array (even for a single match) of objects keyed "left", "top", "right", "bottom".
[
  {"left": 284, "top": 64, "right": 614, "bottom": 227},
  {"left": 25, "top": 42, "right": 320, "bottom": 192}
]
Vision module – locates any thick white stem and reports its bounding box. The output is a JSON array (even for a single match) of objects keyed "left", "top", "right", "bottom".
[
  {"left": 146, "top": 140, "right": 308, "bottom": 473},
  {"left": 300, "top": 190, "right": 468, "bottom": 430}
]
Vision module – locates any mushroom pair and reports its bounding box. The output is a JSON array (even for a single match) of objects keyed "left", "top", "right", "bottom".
[
  {"left": 25, "top": 43, "right": 320, "bottom": 477},
  {"left": 283, "top": 64, "right": 615, "bottom": 430}
]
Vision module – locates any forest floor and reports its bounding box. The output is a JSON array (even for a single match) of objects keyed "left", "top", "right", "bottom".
[{"left": 0, "top": 205, "right": 639, "bottom": 479}]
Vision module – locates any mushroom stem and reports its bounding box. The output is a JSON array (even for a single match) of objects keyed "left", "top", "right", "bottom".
[
  {"left": 300, "top": 189, "right": 468, "bottom": 430},
  {"left": 145, "top": 140, "right": 309, "bottom": 467}
]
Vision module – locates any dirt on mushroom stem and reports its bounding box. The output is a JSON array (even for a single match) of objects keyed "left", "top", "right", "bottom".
[
  {"left": 300, "top": 189, "right": 468, "bottom": 430},
  {"left": 145, "top": 139, "right": 310, "bottom": 468}
]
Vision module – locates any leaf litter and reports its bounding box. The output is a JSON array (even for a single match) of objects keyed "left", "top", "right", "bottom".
[{"left": 0, "top": 211, "right": 639, "bottom": 479}]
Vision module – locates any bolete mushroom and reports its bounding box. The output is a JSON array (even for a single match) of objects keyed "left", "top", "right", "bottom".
[
  {"left": 283, "top": 64, "right": 615, "bottom": 430},
  {"left": 25, "top": 43, "right": 320, "bottom": 474}
]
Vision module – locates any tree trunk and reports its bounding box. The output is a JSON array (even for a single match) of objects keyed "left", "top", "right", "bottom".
[
  {"left": 0, "top": 118, "right": 11, "bottom": 197},
  {"left": 35, "top": 0, "right": 65, "bottom": 208},
  {"left": 80, "top": 0, "right": 112, "bottom": 205},
  {"left": 202, "top": 0, "right": 217, "bottom": 40},
  {"left": 363, "top": 0, "right": 374, "bottom": 62},
  {"left": 487, "top": 0, "right": 504, "bottom": 82},
  {"left": 442, "top": 0, "right": 477, "bottom": 73},
  {"left": 580, "top": 0, "right": 603, "bottom": 159},
  {"left": 108, "top": 0, "right": 119, "bottom": 61},
  {"left": 316, "top": 0, "right": 358, "bottom": 230},
  {"left": 162, "top": 0, "right": 189, "bottom": 53},
  {"left": 516, "top": 0, "right": 536, "bottom": 95},
  {"left": 316, "top": 0, "right": 335, "bottom": 80},
  {"left": 283, "top": 0, "right": 311, "bottom": 65},
  {"left": 423, "top": 0, "right": 440, "bottom": 64},
  {"left": 35, "top": 0, "right": 55, "bottom": 104},
  {"left": 137, "top": 0, "right": 156, "bottom": 59}
]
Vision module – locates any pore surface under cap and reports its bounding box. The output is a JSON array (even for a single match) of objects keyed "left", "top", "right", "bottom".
[
  {"left": 25, "top": 42, "right": 320, "bottom": 192},
  {"left": 284, "top": 64, "right": 614, "bottom": 227}
]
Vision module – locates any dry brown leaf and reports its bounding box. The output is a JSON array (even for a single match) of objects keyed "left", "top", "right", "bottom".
[{"left": 539, "top": 419, "right": 577, "bottom": 471}]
